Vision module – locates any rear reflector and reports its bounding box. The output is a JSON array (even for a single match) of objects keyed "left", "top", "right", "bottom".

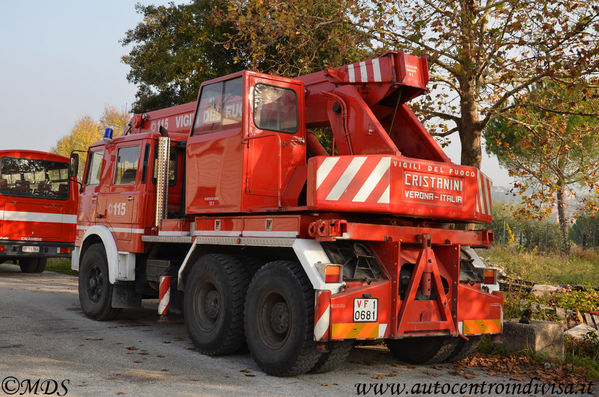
[
  {"left": 483, "top": 269, "right": 497, "bottom": 285},
  {"left": 325, "top": 265, "right": 342, "bottom": 283}
]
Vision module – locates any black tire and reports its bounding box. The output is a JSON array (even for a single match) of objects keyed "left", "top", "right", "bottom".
[
  {"left": 386, "top": 336, "right": 460, "bottom": 365},
  {"left": 19, "top": 258, "right": 46, "bottom": 273},
  {"left": 444, "top": 336, "right": 481, "bottom": 363},
  {"left": 236, "top": 255, "right": 265, "bottom": 275},
  {"left": 244, "top": 260, "right": 321, "bottom": 376},
  {"left": 184, "top": 254, "right": 249, "bottom": 355},
  {"left": 310, "top": 341, "right": 353, "bottom": 373},
  {"left": 78, "top": 243, "right": 120, "bottom": 321}
]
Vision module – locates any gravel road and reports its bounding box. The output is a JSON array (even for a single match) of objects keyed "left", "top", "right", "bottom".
[{"left": 0, "top": 263, "right": 584, "bottom": 396}]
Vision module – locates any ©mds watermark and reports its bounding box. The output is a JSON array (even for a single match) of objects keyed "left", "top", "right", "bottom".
[{"left": 1, "top": 376, "right": 70, "bottom": 396}]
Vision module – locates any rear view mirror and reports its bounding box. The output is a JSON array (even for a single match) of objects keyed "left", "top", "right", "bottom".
[{"left": 69, "top": 152, "right": 79, "bottom": 178}]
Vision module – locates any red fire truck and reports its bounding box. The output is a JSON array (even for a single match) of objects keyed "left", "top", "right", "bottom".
[
  {"left": 73, "top": 51, "right": 502, "bottom": 376},
  {"left": 0, "top": 150, "right": 78, "bottom": 273}
]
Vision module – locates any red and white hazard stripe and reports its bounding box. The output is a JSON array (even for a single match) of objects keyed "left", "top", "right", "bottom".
[
  {"left": 476, "top": 172, "right": 493, "bottom": 216},
  {"left": 346, "top": 58, "right": 383, "bottom": 84},
  {"left": 316, "top": 157, "right": 390, "bottom": 204},
  {"left": 158, "top": 275, "right": 171, "bottom": 316},
  {"left": 314, "top": 290, "right": 331, "bottom": 341}
]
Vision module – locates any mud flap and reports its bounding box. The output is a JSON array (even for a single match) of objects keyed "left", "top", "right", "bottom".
[{"left": 112, "top": 283, "right": 141, "bottom": 309}]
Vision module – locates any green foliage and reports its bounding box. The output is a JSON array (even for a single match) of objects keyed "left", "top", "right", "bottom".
[
  {"left": 121, "top": 1, "right": 244, "bottom": 112},
  {"left": 487, "top": 202, "right": 562, "bottom": 251},
  {"left": 565, "top": 333, "right": 599, "bottom": 379},
  {"left": 120, "top": 0, "right": 599, "bottom": 171},
  {"left": 122, "top": 0, "right": 370, "bottom": 113},
  {"left": 485, "top": 82, "right": 599, "bottom": 252},
  {"left": 360, "top": 0, "right": 599, "bottom": 167},
  {"left": 550, "top": 290, "right": 599, "bottom": 313},
  {"left": 219, "top": 0, "right": 372, "bottom": 77},
  {"left": 564, "top": 336, "right": 599, "bottom": 380},
  {"left": 571, "top": 211, "right": 599, "bottom": 248}
]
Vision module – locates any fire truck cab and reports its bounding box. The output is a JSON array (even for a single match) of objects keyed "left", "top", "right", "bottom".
[{"left": 0, "top": 150, "right": 77, "bottom": 273}]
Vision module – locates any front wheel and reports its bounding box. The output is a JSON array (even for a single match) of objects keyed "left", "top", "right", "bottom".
[
  {"left": 19, "top": 258, "right": 46, "bottom": 273},
  {"left": 78, "top": 243, "right": 120, "bottom": 321},
  {"left": 244, "top": 261, "right": 321, "bottom": 376}
]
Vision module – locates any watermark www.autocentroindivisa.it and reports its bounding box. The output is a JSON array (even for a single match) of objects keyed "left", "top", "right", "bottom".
[
  {"left": 1, "top": 376, "right": 70, "bottom": 396},
  {"left": 355, "top": 378, "right": 594, "bottom": 395}
]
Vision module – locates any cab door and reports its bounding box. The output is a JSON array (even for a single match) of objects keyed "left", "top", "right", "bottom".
[
  {"left": 246, "top": 76, "right": 305, "bottom": 206},
  {"left": 77, "top": 148, "right": 104, "bottom": 243},
  {"left": 96, "top": 143, "right": 141, "bottom": 246},
  {"left": 185, "top": 75, "right": 245, "bottom": 213}
]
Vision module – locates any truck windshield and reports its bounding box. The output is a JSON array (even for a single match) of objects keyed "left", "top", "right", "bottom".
[{"left": 0, "top": 156, "right": 69, "bottom": 200}]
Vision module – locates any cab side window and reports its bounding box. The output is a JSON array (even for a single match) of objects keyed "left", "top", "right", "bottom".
[
  {"left": 253, "top": 84, "right": 298, "bottom": 134},
  {"left": 114, "top": 146, "right": 140, "bottom": 185},
  {"left": 85, "top": 150, "right": 104, "bottom": 186},
  {"left": 192, "top": 77, "right": 243, "bottom": 135}
]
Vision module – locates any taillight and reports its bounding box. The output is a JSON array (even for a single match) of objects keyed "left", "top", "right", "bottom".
[
  {"left": 324, "top": 265, "right": 342, "bottom": 283},
  {"left": 0, "top": 245, "right": 4, "bottom": 252},
  {"left": 58, "top": 247, "right": 71, "bottom": 254},
  {"left": 483, "top": 269, "right": 497, "bottom": 285}
]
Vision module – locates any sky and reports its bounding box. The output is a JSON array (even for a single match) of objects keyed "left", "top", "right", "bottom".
[{"left": 0, "top": 0, "right": 513, "bottom": 187}]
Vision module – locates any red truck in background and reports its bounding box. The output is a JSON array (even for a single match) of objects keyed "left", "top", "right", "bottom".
[
  {"left": 73, "top": 51, "right": 502, "bottom": 376},
  {"left": 0, "top": 150, "right": 78, "bottom": 273}
]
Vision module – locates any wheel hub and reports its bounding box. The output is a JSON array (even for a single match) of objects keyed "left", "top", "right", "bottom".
[
  {"left": 270, "top": 302, "right": 289, "bottom": 334},
  {"left": 87, "top": 266, "right": 103, "bottom": 303},
  {"left": 204, "top": 290, "right": 220, "bottom": 319}
]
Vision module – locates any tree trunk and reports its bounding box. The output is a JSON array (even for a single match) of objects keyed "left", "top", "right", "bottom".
[
  {"left": 556, "top": 182, "right": 570, "bottom": 253},
  {"left": 459, "top": 81, "right": 482, "bottom": 169},
  {"left": 460, "top": 122, "right": 482, "bottom": 168}
]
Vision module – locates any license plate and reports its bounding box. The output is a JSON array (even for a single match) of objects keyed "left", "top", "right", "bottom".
[
  {"left": 22, "top": 246, "right": 40, "bottom": 253},
  {"left": 353, "top": 298, "right": 378, "bottom": 322}
]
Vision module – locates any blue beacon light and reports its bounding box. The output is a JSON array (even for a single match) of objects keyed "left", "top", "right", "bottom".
[{"left": 103, "top": 128, "right": 114, "bottom": 142}]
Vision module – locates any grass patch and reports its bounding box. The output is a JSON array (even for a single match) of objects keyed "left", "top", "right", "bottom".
[
  {"left": 480, "top": 244, "right": 599, "bottom": 286},
  {"left": 3, "top": 258, "right": 76, "bottom": 276},
  {"left": 479, "top": 245, "right": 599, "bottom": 380},
  {"left": 565, "top": 334, "right": 599, "bottom": 379},
  {"left": 46, "top": 258, "right": 77, "bottom": 276}
]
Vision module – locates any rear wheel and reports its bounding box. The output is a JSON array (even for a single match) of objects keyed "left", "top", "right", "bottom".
[
  {"left": 79, "top": 243, "right": 120, "bottom": 320},
  {"left": 184, "top": 254, "right": 249, "bottom": 355},
  {"left": 19, "top": 258, "right": 46, "bottom": 273},
  {"left": 245, "top": 261, "right": 321, "bottom": 376},
  {"left": 444, "top": 336, "right": 481, "bottom": 363},
  {"left": 386, "top": 336, "right": 459, "bottom": 365},
  {"left": 310, "top": 341, "right": 353, "bottom": 373}
]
